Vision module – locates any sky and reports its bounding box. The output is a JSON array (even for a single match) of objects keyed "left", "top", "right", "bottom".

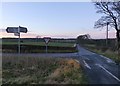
[{"left": 0, "top": 1, "right": 116, "bottom": 39}]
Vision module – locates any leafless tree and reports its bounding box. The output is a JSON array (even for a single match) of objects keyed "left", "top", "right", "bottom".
[
  {"left": 94, "top": 1, "right": 120, "bottom": 50},
  {"left": 77, "top": 34, "right": 91, "bottom": 40}
]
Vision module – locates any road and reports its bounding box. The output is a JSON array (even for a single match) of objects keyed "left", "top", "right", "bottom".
[
  {"left": 76, "top": 44, "right": 120, "bottom": 84},
  {"left": 2, "top": 45, "right": 120, "bottom": 84},
  {"left": 2, "top": 52, "right": 78, "bottom": 58}
]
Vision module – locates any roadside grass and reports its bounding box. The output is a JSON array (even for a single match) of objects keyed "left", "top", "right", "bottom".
[
  {"left": 83, "top": 44, "right": 120, "bottom": 63},
  {"left": 2, "top": 56, "right": 87, "bottom": 84}
]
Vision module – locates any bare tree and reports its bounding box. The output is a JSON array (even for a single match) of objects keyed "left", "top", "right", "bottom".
[
  {"left": 94, "top": 1, "right": 120, "bottom": 50},
  {"left": 77, "top": 34, "right": 91, "bottom": 40}
]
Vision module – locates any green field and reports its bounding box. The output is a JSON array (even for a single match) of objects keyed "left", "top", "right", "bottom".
[
  {"left": 2, "top": 41, "right": 75, "bottom": 47},
  {"left": 2, "top": 39, "right": 77, "bottom": 53},
  {"left": 2, "top": 56, "right": 87, "bottom": 84}
]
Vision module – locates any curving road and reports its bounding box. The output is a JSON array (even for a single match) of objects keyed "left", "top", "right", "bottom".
[
  {"left": 76, "top": 44, "right": 120, "bottom": 84},
  {"left": 2, "top": 52, "right": 78, "bottom": 58},
  {"left": 2, "top": 45, "right": 120, "bottom": 84}
]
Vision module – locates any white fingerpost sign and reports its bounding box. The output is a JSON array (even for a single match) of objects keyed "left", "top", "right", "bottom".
[
  {"left": 14, "top": 32, "right": 20, "bottom": 36},
  {"left": 6, "top": 26, "right": 28, "bottom": 54},
  {"left": 43, "top": 37, "right": 51, "bottom": 53}
]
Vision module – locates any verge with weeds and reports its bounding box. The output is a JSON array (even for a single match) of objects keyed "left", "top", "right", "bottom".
[
  {"left": 2, "top": 56, "right": 87, "bottom": 84},
  {"left": 83, "top": 44, "right": 120, "bottom": 63}
]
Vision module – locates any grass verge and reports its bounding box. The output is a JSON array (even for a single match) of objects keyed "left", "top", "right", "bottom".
[
  {"left": 83, "top": 44, "right": 120, "bottom": 63},
  {"left": 2, "top": 56, "right": 87, "bottom": 84}
]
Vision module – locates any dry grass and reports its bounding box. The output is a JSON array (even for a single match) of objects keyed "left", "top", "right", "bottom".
[
  {"left": 2, "top": 56, "right": 87, "bottom": 84},
  {"left": 45, "top": 59, "right": 86, "bottom": 84}
]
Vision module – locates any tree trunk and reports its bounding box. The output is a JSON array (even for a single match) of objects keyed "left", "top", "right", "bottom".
[
  {"left": 116, "top": 30, "right": 120, "bottom": 63},
  {"left": 116, "top": 30, "right": 120, "bottom": 48}
]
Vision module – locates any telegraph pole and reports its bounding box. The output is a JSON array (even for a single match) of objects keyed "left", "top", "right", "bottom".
[{"left": 106, "top": 22, "right": 109, "bottom": 46}]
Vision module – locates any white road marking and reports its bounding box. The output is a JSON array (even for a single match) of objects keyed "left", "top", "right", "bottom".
[
  {"left": 92, "top": 52, "right": 96, "bottom": 54},
  {"left": 83, "top": 60, "right": 91, "bottom": 69},
  {"left": 85, "top": 57, "right": 90, "bottom": 60},
  {"left": 96, "top": 64, "right": 120, "bottom": 82},
  {"left": 100, "top": 55, "right": 115, "bottom": 64},
  {"left": 75, "top": 59, "right": 79, "bottom": 63}
]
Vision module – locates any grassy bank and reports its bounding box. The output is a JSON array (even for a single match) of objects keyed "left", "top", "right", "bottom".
[
  {"left": 2, "top": 56, "right": 87, "bottom": 84},
  {"left": 83, "top": 44, "right": 120, "bottom": 63}
]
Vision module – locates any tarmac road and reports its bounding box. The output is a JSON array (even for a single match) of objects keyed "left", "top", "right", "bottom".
[
  {"left": 76, "top": 44, "right": 120, "bottom": 84},
  {"left": 2, "top": 45, "right": 120, "bottom": 84},
  {"left": 2, "top": 52, "right": 78, "bottom": 58}
]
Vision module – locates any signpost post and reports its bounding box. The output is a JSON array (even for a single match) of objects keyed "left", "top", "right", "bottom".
[
  {"left": 43, "top": 37, "right": 51, "bottom": 53},
  {"left": 6, "top": 26, "right": 27, "bottom": 54},
  {"left": 18, "top": 27, "right": 20, "bottom": 54}
]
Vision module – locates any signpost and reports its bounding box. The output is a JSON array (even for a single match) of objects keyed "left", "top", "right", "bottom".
[
  {"left": 43, "top": 37, "right": 51, "bottom": 53},
  {"left": 19, "top": 26, "right": 27, "bottom": 33},
  {"left": 6, "top": 26, "right": 27, "bottom": 33},
  {"left": 14, "top": 32, "right": 20, "bottom": 36},
  {"left": 6, "top": 26, "right": 27, "bottom": 54},
  {"left": 6, "top": 27, "right": 19, "bottom": 33}
]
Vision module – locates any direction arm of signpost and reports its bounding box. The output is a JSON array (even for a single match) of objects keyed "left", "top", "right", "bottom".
[
  {"left": 6, "top": 26, "right": 28, "bottom": 54},
  {"left": 19, "top": 26, "right": 28, "bottom": 33},
  {"left": 6, "top": 26, "right": 28, "bottom": 33},
  {"left": 6, "top": 27, "right": 18, "bottom": 33}
]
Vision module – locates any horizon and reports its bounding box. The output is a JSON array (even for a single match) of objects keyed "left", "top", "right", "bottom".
[{"left": 1, "top": 35, "right": 116, "bottom": 40}]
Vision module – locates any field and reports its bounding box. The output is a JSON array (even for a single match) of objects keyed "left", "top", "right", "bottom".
[
  {"left": 2, "top": 41, "right": 75, "bottom": 47},
  {"left": 2, "top": 56, "right": 87, "bottom": 84},
  {"left": 77, "top": 39, "right": 120, "bottom": 63},
  {"left": 2, "top": 38, "right": 77, "bottom": 53}
]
